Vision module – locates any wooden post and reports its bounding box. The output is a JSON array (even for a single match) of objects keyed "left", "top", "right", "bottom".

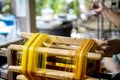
[
  {"left": 7, "top": 47, "right": 18, "bottom": 80},
  {"left": 11, "top": 0, "right": 36, "bottom": 32}
]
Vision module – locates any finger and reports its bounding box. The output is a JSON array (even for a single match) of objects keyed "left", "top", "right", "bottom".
[
  {"left": 98, "top": 2, "right": 103, "bottom": 7},
  {"left": 94, "top": 2, "right": 103, "bottom": 12},
  {"left": 101, "top": 46, "right": 110, "bottom": 50},
  {"left": 102, "top": 38, "right": 107, "bottom": 41},
  {"left": 99, "top": 40, "right": 108, "bottom": 45},
  {"left": 95, "top": 50, "right": 113, "bottom": 57},
  {"left": 95, "top": 50, "right": 104, "bottom": 54}
]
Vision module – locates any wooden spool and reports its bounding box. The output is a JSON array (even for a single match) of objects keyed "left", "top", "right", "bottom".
[{"left": 7, "top": 32, "right": 102, "bottom": 80}]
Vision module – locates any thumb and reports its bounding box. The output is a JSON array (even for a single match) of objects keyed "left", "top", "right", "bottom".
[
  {"left": 102, "top": 38, "right": 107, "bottom": 41},
  {"left": 94, "top": 2, "right": 103, "bottom": 12}
]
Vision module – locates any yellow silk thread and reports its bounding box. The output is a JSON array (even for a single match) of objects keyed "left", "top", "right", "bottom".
[
  {"left": 28, "top": 34, "right": 49, "bottom": 80},
  {"left": 22, "top": 33, "right": 56, "bottom": 80},
  {"left": 74, "top": 39, "right": 96, "bottom": 80},
  {"left": 22, "top": 33, "right": 39, "bottom": 79},
  {"left": 22, "top": 33, "right": 97, "bottom": 80}
]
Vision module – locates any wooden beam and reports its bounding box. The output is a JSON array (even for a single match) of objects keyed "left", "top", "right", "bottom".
[
  {"left": 9, "top": 66, "right": 74, "bottom": 79},
  {"left": 21, "top": 32, "right": 84, "bottom": 46},
  {"left": 28, "top": 0, "right": 36, "bottom": 32},
  {"left": 16, "top": 75, "right": 99, "bottom": 80},
  {"left": 9, "top": 66, "right": 99, "bottom": 80},
  {"left": 9, "top": 44, "right": 102, "bottom": 60},
  {"left": 11, "top": 0, "right": 36, "bottom": 32}
]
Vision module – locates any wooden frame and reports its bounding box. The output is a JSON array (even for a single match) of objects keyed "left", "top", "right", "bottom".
[{"left": 7, "top": 32, "right": 101, "bottom": 80}]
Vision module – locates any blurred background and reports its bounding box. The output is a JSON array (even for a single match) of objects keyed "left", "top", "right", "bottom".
[{"left": 0, "top": 0, "right": 120, "bottom": 43}]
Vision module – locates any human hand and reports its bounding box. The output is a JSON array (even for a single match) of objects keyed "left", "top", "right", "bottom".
[
  {"left": 91, "top": 0, "right": 105, "bottom": 13},
  {"left": 96, "top": 39, "right": 120, "bottom": 56}
]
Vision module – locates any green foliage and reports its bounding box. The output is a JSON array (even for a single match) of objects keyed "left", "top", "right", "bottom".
[
  {"left": 73, "top": 0, "right": 79, "bottom": 15},
  {"left": 35, "top": 0, "right": 79, "bottom": 15},
  {"left": 0, "top": 0, "right": 11, "bottom": 14},
  {"left": 51, "top": 0, "right": 66, "bottom": 14},
  {"left": 5, "top": 0, "right": 10, "bottom": 3}
]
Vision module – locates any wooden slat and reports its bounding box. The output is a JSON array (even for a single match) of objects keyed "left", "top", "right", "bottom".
[
  {"left": 7, "top": 47, "right": 18, "bottom": 80},
  {"left": 9, "top": 66, "right": 74, "bottom": 79},
  {"left": 21, "top": 32, "right": 84, "bottom": 46},
  {"left": 17, "top": 75, "right": 28, "bottom": 80},
  {"left": 0, "top": 49, "right": 7, "bottom": 57},
  {"left": 9, "top": 66, "right": 99, "bottom": 80},
  {"left": 16, "top": 75, "right": 99, "bottom": 80},
  {"left": 43, "top": 42, "right": 79, "bottom": 50},
  {"left": 9, "top": 44, "right": 102, "bottom": 60}
]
